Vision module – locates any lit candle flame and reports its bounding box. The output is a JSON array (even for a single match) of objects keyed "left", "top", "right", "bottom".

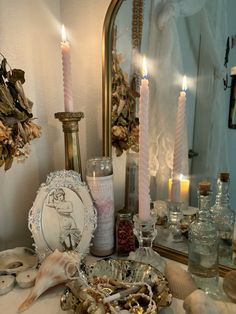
[
  {"left": 182, "top": 75, "right": 187, "bottom": 91},
  {"left": 142, "top": 56, "right": 148, "bottom": 78},
  {"left": 61, "top": 24, "right": 67, "bottom": 42},
  {"left": 178, "top": 174, "right": 189, "bottom": 180}
]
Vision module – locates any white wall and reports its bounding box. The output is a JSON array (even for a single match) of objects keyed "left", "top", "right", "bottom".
[{"left": 0, "top": 0, "right": 110, "bottom": 251}]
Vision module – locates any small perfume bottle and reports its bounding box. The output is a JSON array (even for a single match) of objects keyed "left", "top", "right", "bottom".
[
  {"left": 210, "top": 173, "right": 235, "bottom": 265},
  {"left": 188, "top": 181, "right": 219, "bottom": 296}
]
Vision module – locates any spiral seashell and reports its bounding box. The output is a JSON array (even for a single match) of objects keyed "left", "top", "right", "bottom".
[{"left": 18, "top": 249, "right": 80, "bottom": 313}]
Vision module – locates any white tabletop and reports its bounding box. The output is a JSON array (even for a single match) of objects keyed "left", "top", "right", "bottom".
[
  {"left": 0, "top": 285, "right": 68, "bottom": 314},
  {"left": 0, "top": 256, "right": 186, "bottom": 314},
  {"left": 0, "top": 285, "right": 184, "bottom": 314}
]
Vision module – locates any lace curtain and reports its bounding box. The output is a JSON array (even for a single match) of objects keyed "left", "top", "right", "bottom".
[{"left": 147, "top": 0, "right": 228, "bottom": 201}]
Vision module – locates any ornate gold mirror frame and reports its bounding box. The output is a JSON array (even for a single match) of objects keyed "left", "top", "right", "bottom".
[
  {"left": 102, "top": 0, "right": 123, "bottom": 157},
  {"left": 102, "top": 0, "right": 233, "bottom": 276}
]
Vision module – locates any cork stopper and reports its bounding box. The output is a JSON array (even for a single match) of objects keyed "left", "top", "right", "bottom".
[
  {"left": 219, "top": 172, "right": 230, "bottom": 182},
  {"left": 198, "top": 181, "right": 211, "bottom": 196}
]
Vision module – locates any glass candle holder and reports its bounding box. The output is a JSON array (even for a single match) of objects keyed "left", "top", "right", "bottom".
[
  {"left": 86, "top": 157, "right": 115, "bottom": 257},
  {"left": 167, "top": 201, "right": 184, "bottom": 242},
  {"left": 129, "top": 214, "right": 165, "bottom": 273}
]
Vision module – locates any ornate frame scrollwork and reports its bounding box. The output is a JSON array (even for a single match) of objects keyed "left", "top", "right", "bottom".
[{"left": 28, "top": 170, "right": 97, "bottom": 261}]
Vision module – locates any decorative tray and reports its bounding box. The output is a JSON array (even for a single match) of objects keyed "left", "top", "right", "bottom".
[{"left": 60, "top": 258, "right": 172, "bottom": 313}]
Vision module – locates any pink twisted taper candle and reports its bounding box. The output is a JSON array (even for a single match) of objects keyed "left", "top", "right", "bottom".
[
  {"left": 139, "top": 56, "right": 150, "bottom": 221},
  {"left": 61, "top": 25, "right": 74, "bottom": 112},
  {"left": 171, "top": 76, "right": 187, "bottom": 203}
]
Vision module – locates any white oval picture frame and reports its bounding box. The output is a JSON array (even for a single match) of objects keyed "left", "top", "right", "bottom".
[{"left": 28, "top": 170, "right": 97, "bottom": 260}]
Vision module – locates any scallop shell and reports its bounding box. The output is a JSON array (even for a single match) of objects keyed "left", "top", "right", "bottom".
[
  {"left": 18, "top": 249, "right": 80, "bottom": 313},
  {"left": 184, "top": 289, "right": 236, "bottom": 314},
  {"left": 164, "top": 261, "right": 197, "bottom": 300}
]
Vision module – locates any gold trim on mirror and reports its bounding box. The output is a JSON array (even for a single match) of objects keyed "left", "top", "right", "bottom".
[
  {"left": 154, "top": 244, "right": 233, "bottom": 277},
  {"left": 102, "top": 0, "right": 124, "bottom": 157}
]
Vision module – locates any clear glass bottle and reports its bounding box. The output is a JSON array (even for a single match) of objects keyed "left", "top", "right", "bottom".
[
  {"left": 86, "top": 157, "right": 115, "bottom": 257},
  {"left": 210, "top": 173, "right": 235, "bottom": 265},
  {"left": 116, "top": 209, "right": 136, "bottom": 256},
  {"left": 188, "top": 181, "right": 219, "bottom": 295}
]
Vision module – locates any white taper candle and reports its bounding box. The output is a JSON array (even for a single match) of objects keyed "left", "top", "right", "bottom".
[
  {"left": 139, "top": 56, "right": 150, "bottom": 221},
  {"left": 61, "top": 25, "right": 74, "bottom": 112},
  {"left": 171, "top": 75, "right": 187, "bottom": 203}
]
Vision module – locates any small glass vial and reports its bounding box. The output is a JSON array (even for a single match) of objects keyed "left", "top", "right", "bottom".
[
  {"left": 188, "top": 181, "right": 219, "bottom": 296},
  {"left": 86, "top": 157, "right": 115, "bottom": 257},
  {"left": 116, "top": 209, "right": 135, "bottom": 256},
  {"left": 210, "top": 172, "right": 235, "bottom": 265}
]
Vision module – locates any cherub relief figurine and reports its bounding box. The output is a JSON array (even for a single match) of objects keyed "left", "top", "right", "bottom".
[{"left": 47, "top": 188, "right": 82, "bottom": 250}]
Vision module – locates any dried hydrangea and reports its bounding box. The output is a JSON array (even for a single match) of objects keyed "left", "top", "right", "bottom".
[
  {"left": 111, "top": 51, "right": 139, "bottom": 156},
  {"left": 0, "top": 53, "right": 41, "bottom": 170}
]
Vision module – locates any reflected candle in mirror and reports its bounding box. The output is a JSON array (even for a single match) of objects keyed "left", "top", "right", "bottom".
[
  {"left": 168, "top": 177, "right": 190, "bottom": 209},
  {"left": 61, "top": 25, "right": 74, "bottom": 112},
  {"left": 171, "top": 75, "right": 187, "bottom": 203},
  {"left": 138, "top": 56, "right": 150, "bottom": 221}
]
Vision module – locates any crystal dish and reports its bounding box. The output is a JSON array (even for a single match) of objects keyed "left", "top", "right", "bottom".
[{"left": 60, "top": 258, "right": 172, "bottom": 313}]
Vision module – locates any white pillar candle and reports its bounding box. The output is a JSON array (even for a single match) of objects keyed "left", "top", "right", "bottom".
[
  {"left": 61, "top": 25, "right": 74, "bottom": 112},
  {"left": 171, "top": 75, "right": 187, "bottom": 203},
  {"left": 169, "top": 177, "right": 189, "bottom": 208},
  {"left": 139, "top": 56, "right": 150, "bottom": 221}
]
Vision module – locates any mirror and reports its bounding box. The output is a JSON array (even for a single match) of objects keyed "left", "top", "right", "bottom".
[{"left": 102, "top": 0, "right": 236, "bottom": 275}]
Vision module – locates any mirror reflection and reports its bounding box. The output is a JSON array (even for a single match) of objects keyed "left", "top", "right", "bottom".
[{"left": 104, "top": 0, "right": 236, "bottom": 271}]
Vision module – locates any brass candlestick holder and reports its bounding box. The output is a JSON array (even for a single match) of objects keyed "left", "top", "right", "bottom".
[{"left": 55, "top": 112, "right": 84, "bottom": 175}]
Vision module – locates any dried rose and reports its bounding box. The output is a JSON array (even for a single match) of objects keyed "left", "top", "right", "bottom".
[
  {"left": 0, "top": 120, "right": 11, "bottom": 141},
  {"left": 23, "top": 120, "right": 41, "bottom": 140},
  {"left": 112, "top": 125, "right": 128, "bottom": 141}
]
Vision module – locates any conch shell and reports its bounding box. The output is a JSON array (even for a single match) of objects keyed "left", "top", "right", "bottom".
[{"left": 18, "top": 249, "right": 80, "bottom": 313}]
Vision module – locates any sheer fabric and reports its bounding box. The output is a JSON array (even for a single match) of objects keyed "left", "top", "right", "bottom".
[{"left": 147, "top": 0, "right": 228, "bottom": 201}]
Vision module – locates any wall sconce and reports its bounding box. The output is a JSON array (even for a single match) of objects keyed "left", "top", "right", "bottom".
[{"left": 228, "top": 66, "right": 236, "bottom": 129}]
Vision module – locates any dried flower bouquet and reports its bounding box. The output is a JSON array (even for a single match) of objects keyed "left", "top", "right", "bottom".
[
  {"left": 111, "top": 52, "right": 139, "bottom": 156},
  {"left": 0, "top": 53, "right": 41, "bottom": 170}
]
